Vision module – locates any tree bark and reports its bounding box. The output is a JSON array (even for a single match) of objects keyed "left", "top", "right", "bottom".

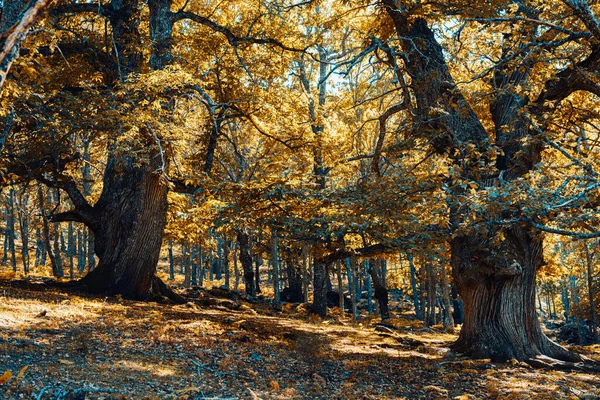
[
  {"left": 272, "top": 230, "right": 280, "bottom": 303},
  {"left": 168, "top": 240, "right": 174, "bottom": 280},
  {"left": 440, "top": 260, "right": 454, "bottom": 330},
  {"left": 425, "top": 263, "right": 436, "bottom": 327},
  {"left": 368, "top": 259, "right": 390, "bottom": 321},
  {"left": 37, "top": 183, "right": 60, "bottom": 275},
  {"left": 584, "top": 242, "right": 598, "bottom": 343},
  {"left": 283, "top": 245, "right": 304, "bottom": 303},
  {"left": 407, "top": 252, "right": 421, "bottom": 320},
  {"left": 451, "top": 226, "right": 579, "bottom": 361},
  {"left": 237, "top": 228, "right": 255, "bottom": 296},
  {"left": 223, "top": 236, "right": 230, "bottom": 289},
  {"left": 312, "top": 261, "right": 328, "bottom": 317},
  {"left": 79, "top": 154, "right": 170, "bottom": 299},
  {"left": 383, "top": 4, "right": 580, "bottom": 362}
]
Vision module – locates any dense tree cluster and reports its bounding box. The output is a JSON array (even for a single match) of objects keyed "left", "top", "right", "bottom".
[{"left": 1, "top": 0, "right": 600, "bottom": 366}]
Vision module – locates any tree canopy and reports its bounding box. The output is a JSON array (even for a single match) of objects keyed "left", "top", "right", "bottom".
[{"left": 1, "top": 0, "right": 600, "bottom": 368}]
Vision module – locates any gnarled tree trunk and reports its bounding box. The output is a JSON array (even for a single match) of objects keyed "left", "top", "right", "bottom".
[
  {"left": 80, "top": 152, "right": 170, "bottom": 299},
  {"left": 451, "top": 226, "right": 578, "bottom": 361},
  {"left": 382, "top": 3, "right": 582, "bottom": 362}
]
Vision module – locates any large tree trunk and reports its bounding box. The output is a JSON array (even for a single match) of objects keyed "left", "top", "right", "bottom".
[
  {"left": 382, "top": 4, "right": 581, "bottom": 362},
  {"left": 80, "top": 154, "right": 169, "bottom": 299},
  {"left": 451, "top": 226, "right": 580, "bottom": 362}
]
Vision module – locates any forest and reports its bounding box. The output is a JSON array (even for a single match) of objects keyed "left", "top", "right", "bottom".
[{"left": 1, "top": 0, "right": 600, "bottom": 398}]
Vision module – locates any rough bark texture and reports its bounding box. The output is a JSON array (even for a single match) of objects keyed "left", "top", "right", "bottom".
[
  {"left": 312, "top": 260, "right": 328, "bottom": 317},
  {"left": 237, "top": 229, "right": 255, "bottom": 296},
  {"left": 282, "top": 246, "right": 304, "bottom": 303},
  {"left": 382, "top": 2, "right": 581, "bottom": 362},
  {"left": 80, "top": 150, "right": 170, "bottom": 299},
  {"left": 451, "top": 226, "right": 579, "bottom": 361},
  {"left": 368, "top": 259, "right": 390, "bottom": 321}
]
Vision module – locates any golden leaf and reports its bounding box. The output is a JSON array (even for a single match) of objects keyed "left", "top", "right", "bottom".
[
  {"left": 0, "top": 371, "right": 13, "bottom": 385},
  {"left": 14, "top": 365, "right": 28, "bottom": 383}
]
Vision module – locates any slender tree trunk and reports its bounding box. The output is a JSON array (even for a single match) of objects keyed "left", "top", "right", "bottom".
[
  {"left": 537, "top": 286, "right": 544, "bottom": 316},
  {"left": 255, "top": 255, "right": 262, "bottom": 294},
  {"left": 272, "top": 230, "right": 280, "bottom": 303},
  {"left": 67, "top": 221, "right": 75, "bottom": 279},
  {"left": 302, "top": 244, "right": 309, "bottom": 302},
  {"left": 37, "top": 183, "right": 60, "bottom": 276},
  {"left": 562, "top": 277, "right": 570, "bottom": 323},
  {"left": 7, "top": 187, "right": 17, "bottom": 271},
  {"left": 34, "top": 228, "right": 42, "bottom": 267},
  {"left": 584, "top": 242, "right": 598, "bottom": 343},
  {"left": 168, "top": 240, "right": 174, "bottom": 280},
  {"left": 551, "top": 288, "right": 557, "bottom": 319},
  {"left": 368, "top": 259, "right": 390, "bottom": 320},
  {"left": 237, "top": 229, "right": 255, "bottom": 296},
  {"left": 191, "top": 245, "right": 198, "bottom": 286},
  {"left": 426, "top": 263, "right": 436, "bottom": 326},
  {"left": 51, "top": 191, "right": 64, "bottom": 279},
  {"left": 407, "top": 252, "right": 421, "bottom": 319},
  {"left": 77, "top": 228, "right": 85, "bottom": 274},
  {"left": 346, "top": 257, "right": 358, "bottom": 319},
  {"left": 233, "top": 242, "right": 239, "bottom": 291},
  {"left": 3, "top": 205, "right": 9, "bottom": 263},
  {"left": 365, "top": 260, "right": 373, "bottom": 315},
  {"left": 337, "top": 261, "right": 344, "bottom": 314},
  {"left": 440, "top": 261, "right": 454, "bottom": 330},
  {"left": 183, "top": 244, "right": 192, "bottom": 288},
  {"left": 198, "top": 246, "right": 204, "bottom": 287},
  {"left": 16, "top": 190, "right": 30, "bottom": 274},
  {"left": 223, "top": 236, "right": 230, "bottom": 289}
]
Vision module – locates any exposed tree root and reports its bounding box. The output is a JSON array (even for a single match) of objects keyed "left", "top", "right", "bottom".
[
  {"left": 0, "top": 275, "right": 186, "bottom": 304},
  {"left": 148, "top": 276, "right": 186, "bottom": 304},
  {"left": 526, "top": 355, "right": 600, "bottom": 373}
]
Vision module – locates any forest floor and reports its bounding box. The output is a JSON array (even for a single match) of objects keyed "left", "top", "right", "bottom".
[{"left": 1, "top": 279, "right": 600, "bottom": 399}]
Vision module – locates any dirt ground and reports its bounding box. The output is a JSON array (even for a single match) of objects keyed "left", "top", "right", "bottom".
[{"left": 1, "top": 280, "right": 599, "bottom": 399}]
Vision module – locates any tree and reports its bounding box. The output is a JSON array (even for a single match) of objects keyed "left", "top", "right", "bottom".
[
  {"left": 381, "top": 0, "right": 600, "bottom": 363},
  {"left": 2, "top": 0, "right": 303, "bottom": 300}
]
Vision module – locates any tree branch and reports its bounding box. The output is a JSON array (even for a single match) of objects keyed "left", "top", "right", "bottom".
[
  {"left": 561, "top": 0, "right": 600, "bottom": 41},
  {"left": 171, "top": 11, "right": 306, "bottom": 52},
  {"left": 532, "top": 222, "right": 600, "bottom": 239},
  {"left": 0, "top": 0, "right": 54, "bottom": 90},
  {"left": 50, "top": 2, "right": 113, "bottom": 18}
]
